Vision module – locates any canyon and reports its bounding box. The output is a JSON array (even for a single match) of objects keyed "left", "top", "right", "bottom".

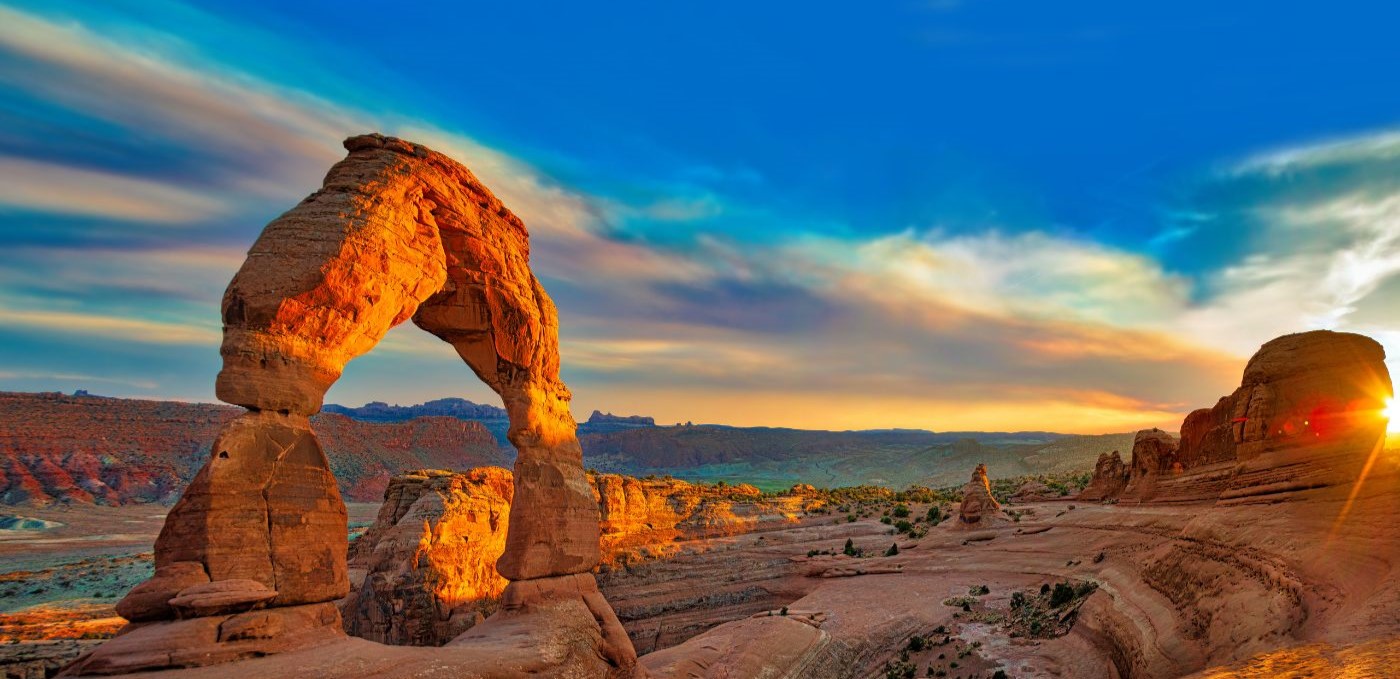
[
  {"left": 340, "top": 468, "right": 821, "bottom": 648},
  {"left": 0, "top": 389, "right": 1128, "bottom": 504},
  {"left": 0, "top": 391, "right": 505, "bottom": 504}
]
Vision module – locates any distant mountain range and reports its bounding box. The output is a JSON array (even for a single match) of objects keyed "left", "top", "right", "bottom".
[
  {"left": 0, "top": 391, "right": 1135, "bottom": 504},
  {"left": 321, "top": 398, "right": 658, "bottom": 442}
]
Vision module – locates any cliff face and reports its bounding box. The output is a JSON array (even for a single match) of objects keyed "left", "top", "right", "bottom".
[
  {"left": 342, "top": 468, "right": 817, "bottom": 646},
  {"left": 343, "top": 468, "right": 514, "bottom": 646},
  {"left": 1108, "top": 330, "right": 1392, "bottom": 505},
  {"left": 0, "top": 392, "right": 505, "bottom": 505}
]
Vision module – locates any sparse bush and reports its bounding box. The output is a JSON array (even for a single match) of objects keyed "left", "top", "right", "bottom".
[
  {"left": 895, "top": 519, "right": 914, "bottom": 534},
  {"left": 1050, "top": 582, "right": 1076, "bottom": 607},
  {"left": 885, "top": 543, "right": 899, "bottom": 557},
  {"left": 844, "top": 538, "right": 857, "bottom": 556},
  {"left": 892, "top": 504, "right": 911, "bottom": 518}
]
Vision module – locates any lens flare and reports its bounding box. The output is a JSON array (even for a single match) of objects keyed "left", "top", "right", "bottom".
[{"left": 1385, "top": 398, "right": 1400, "bottom": 434}]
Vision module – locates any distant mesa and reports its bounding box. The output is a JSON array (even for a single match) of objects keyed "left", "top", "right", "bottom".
[
  {"left": 587, "top": 410, "right": 656, "bottom": 427},
  {"left": 323, "top": 398, "right": 508, "bottom": 422}
]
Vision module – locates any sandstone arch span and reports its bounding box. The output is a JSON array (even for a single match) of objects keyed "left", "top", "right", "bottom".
[{"left": 70, "top": 135, "right": 637, "bottom": 676}]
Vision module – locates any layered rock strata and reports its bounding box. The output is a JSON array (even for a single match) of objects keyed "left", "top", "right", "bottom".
[
  {"left": 67, "top": 134, "right": 637, "bottom": 677},
  {"left": 343, "top": 468, "right": 816, "bottom": 646},
  {"left": 1118, "top": 330, "right": 1392, "bottom": 505}
]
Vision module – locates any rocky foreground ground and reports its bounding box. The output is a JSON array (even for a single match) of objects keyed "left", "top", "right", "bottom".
[{"left": 16, "top": 465, "right": 1392, "bottom": 678}]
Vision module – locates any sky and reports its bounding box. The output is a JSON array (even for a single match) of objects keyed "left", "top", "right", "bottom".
[{"left": 2, "top": 1, "right": 1400, "bottom": 433}]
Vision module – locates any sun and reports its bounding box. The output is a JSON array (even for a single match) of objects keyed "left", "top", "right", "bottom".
[{"left": 1385, "top": 398, "right": 1400, "bottom": 434}]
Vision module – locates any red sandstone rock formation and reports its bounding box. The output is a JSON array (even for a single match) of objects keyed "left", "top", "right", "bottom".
[
  {"left": 1121, "top": 428, "right": 1178, "bottom": 501},
  {"left": 342, "top": 468, "right": 816, "bottom": 646},
  {"left": 1120, "top": 330, "right": 1391, "bottom": 505},
  {"left": 955, "top": 464, "right": 1003, "bottom": 526},
  {"left": 343, "top": 468, "right": 514, "bottom": 646},
  {"left": 66, "top": 134, "right": 637, "bottom": 677},
  {"left": 1077, "top": 450, "right": 1129, "bottom": 502}
]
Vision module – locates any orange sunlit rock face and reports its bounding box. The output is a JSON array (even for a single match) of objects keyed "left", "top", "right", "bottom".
[
  {"left": 1084, "top": 330, "right": 1394, "bottom": 505},
  {"left": 343, "top": 468, "right": 514, "bottom": 646},
  {"left": 342, "top": 468, "right": 819, "bottom": 646},
  {"left": 72, "top": 134, "right": 637, "bottom": 677}
]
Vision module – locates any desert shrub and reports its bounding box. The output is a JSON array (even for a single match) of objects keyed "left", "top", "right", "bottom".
[
  {"left": 844, "top": 538, "right": 857, "bottom": 556},
  {"left": 892, "top": 504, "right": 911, "bottom": 518},
  {"left": 895, "top": 519, "right": 914, "bottom": 534},
  {"left": 885, "top": 543, "right": 899, "bottom": 557},
  {"left": 1050, "top": 582, "right": 1076, "bottom": 607}
]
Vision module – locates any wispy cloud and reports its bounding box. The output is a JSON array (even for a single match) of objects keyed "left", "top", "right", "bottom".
[
  {"left": 4, "top": 1, "right": 1396, "bottom": 434},
  {"left": 0, "top": 307, "right": 219, "bottom": 345},
  {"left": 0, "top": 156, "right": 227, "bottom": 222},
  {"left": 1231, "top": 127, "right": 1400, "bottom": 177},
  {"left": 0, "top": 370, "right": 158, "bottom": 390}
]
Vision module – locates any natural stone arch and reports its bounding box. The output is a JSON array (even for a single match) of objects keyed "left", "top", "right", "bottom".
[{"left": 73, "top": 135, "right": 636, "bottom": 676}]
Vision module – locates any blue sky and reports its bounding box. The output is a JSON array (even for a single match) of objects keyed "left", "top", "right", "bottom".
[{"left": 2, "top": 0, "right": 1400, "bottom": 432}]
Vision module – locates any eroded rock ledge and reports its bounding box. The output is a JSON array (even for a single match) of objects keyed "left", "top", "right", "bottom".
[{"left": 342, "top": 468, "right": 819, "bottom": 646}]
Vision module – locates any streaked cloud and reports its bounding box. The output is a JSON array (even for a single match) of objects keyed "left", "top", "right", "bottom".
[
  {"left": 0, "top": 156, "right": 227, "bottom": 222},
  {"left": 3, "top": 1, "right": 1399, "bottom": 436},
  {"left": 0, "top": 370, "right": 158, "bottom": 390},
  {"left": 0, "top": 307, "right": 219, "bottom": 345}
]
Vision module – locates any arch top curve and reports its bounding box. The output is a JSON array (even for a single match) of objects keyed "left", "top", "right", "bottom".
[
  {"left": 214, "top": 133, "right": 600, "bottom": 579},
  {"left": 216, "top": 133, "right": 554, "bottom": 418}
]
